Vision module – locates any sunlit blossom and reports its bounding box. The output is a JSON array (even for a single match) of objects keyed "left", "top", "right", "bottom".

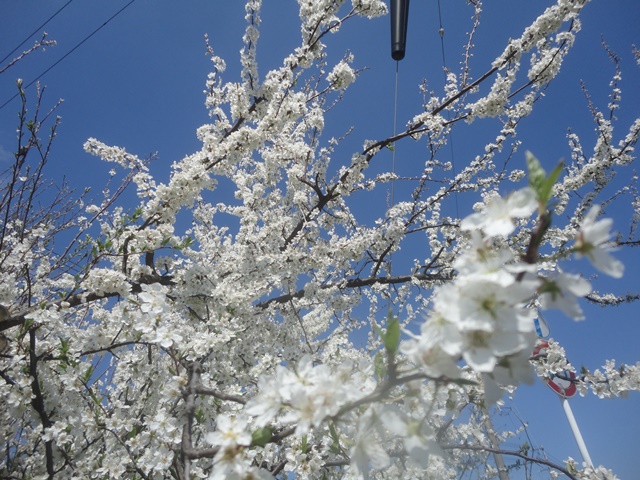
[
  {"left": 460, "top": 187, "right": 538, "bottom": 237},
  {"left": 538, "top": 271, "right": 591, "bottom": 319},
  {"left": 205, "top": 414, "right": 252, "bottom": 448},
  {"left": 574, "top": 205, "right": 624, "bottom": 278}
]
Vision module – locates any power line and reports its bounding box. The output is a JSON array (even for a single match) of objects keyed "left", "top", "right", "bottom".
[
  {"left": 0, "top": 0, "right": 75, "bottom": 66},
  {"left": 0, "top": 0, "right": 137, "bottom": 112},
  {"left": 436, "top": 0, "right": 459, "bottom": 218},
  {"left": 388, "top": 60, "right": 400, "bottom": 311}
]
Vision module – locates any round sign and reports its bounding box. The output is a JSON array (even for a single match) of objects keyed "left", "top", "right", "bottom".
[
  {"left": 532, "top": 340, "right": 578, "bottom": 398},
  {"left": 547, "top": 370, "right": 577, "bottom": 398}
]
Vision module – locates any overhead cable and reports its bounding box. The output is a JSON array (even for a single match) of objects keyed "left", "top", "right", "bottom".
[
  {"left": 0, "top": 0, "right": 137, "bottom": 112},
  {"left": 0, "top": 0, "right": 75, "bottom": 66}
]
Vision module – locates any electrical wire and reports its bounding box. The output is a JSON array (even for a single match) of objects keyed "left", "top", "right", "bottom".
[
  {"left": 0, "top": 0, "right": 137, "bottom": 112},
  {"left": 436, "top": 0, "right": 460, "bottom": 218},
  {"left": 388, "top": 60, "right": 400, "bottom": 311},
  {"left": 0, "top": 0, "right": 75, "bottom": 66},
  {"left": 392, "top": 61, "right": 399, "bottom": 213}
]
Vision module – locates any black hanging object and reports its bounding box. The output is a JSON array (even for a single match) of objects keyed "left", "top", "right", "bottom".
[{"left": 390, "top": 0, "right": 410, "bottom": 61}]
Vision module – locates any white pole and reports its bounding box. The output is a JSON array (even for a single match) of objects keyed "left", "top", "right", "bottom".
[{"left": 561, "top": 397, "right": 593, "bottom": 467}]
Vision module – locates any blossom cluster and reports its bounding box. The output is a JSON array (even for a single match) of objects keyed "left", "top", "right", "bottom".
[{"left": 192, "top": 184, "right": 626, "bottom": 477}]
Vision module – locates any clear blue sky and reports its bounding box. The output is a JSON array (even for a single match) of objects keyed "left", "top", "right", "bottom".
[{"left": 1, "top": 1, "right": 639, "bottom": 477}]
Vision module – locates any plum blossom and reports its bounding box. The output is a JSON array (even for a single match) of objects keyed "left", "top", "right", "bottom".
[
  {"left": 245, "top": 366, "right": 296, "bottom": 426},
  {"left": 379, "top": 405, "right": 442, "bottom": 468},
  {"left": 327, "top": 57, "right": 356, "bottom": 90},
  {"left": 206, "top": 414, "right": 252, "bottom": 449},
  {"left": 150, "top": 324, "right": 183, "bottom": 348},
  {"left": 349, "top": 407, "right": 391, "bottom": 479},
  {"left": 404, "top": 190, "right": 541, "bottom": 394},
  {"left": 461, "top": 187, "right": 538, "bottom": 237},
  {"left": 538, "top": 271, "right": 591, "bottom": 319},
  {"left": 453, "top": 276, "right": 537, "bottom": 372},
  {"left": 351, "top": 0, "right": 387, "bottom": 17},
  {"left": 246, "top": 355, "right": 373, "bottom": 435},
  {"left": 137, "top": 283, "right": 170, "bottom": 318},
  {"left": 482, "top": 349, "right": 536, "bottom": 405},
  {"left": 401, "top": 311, "right": 462, "bottom": 379},
  {"left": 453, "top": 230, "right": 535, "bottom": 284},
  {"left": 209, "top": 452, "right": 272, "bottom": 480},
  {"left": 574, "top": 205, "right": 624, "bottom": 278},
  {"left": 147, "top": 408, "right": 180, "bottom": 444},
  {"left": 403, "top": 241, "right": 538, "bottom": 382}
]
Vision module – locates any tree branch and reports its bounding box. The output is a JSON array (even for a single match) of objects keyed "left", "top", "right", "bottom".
[
  {"left": 441, "top": 444, "right": 579, "bottom": 480},
  {"left": 0, "top": 274, "right": 175, "bottom": 332},
  {"left": 256, "top": 272, "right": 452, "bottom": 310}
]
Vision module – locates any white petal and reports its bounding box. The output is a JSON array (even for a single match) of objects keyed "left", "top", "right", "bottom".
[
  {"left": 506, "top": 187, "right": 538, "bottom": 217},
  {"left": 464, "top": 347, "right": 496, "bottom": 372},
  {"left": 589, "top": 248, "right": 624, "bottom": 278}
]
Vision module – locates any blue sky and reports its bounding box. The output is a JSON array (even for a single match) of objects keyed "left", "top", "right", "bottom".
[{"left": 1, "top": 1, "right": 639, "bottom": 477}]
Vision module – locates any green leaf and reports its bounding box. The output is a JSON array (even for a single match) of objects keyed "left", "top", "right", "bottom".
[
  {"left": 526, "top": 151, "right": 563, "bottom": 207},
  {"left": 175, "top": 236, "right": 194, "bottom": 251},
  {"left": 22, "top": 317, "right": 34, "bottom": 332},
  {"left": 537, "top": 161, "right": 563, "bottom": 206},
  {"left": 81, "top": 365, "right": 95, "bottom": 383},
  {"left": 373, "top": 351, "right": 386, "bottom": 380},
  {"left": 59, "top": 337, "right": 70, "bottom": 356},
  {"left": 375, "top": 311, "right": 401, "bottom": 357},
  {"left": 328, "top": 423, "right": 342, "bottom": 454},
  {"left": 526, "top": 151, "right": 547, "bottom": 196},
  {"left": 195, "top": 408, "right": 205, "bottom": 424},
  {"left": 251, "top": 426, "right": 274, "bottom": 447},
  {"left": 383, "top": 314, "right": 400, "bottom": 355}
]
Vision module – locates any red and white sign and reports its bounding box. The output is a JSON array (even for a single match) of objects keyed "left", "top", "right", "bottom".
[{"left": 533, "top": 340, "right": 578, "bottom": 398}]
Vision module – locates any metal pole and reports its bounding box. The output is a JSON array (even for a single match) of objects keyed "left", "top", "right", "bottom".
[
  {"left": 390, "top": 0, "right": 410, "bottom": 60},
  {"left": 560, "top": 397, "right": 593, "bottom": 467}
]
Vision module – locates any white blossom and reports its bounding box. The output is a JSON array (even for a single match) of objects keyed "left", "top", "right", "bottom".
[
  {"left": 538, "top": 271, "right": 591, "bottom": 319},
  {"left": 574, "top": 205, "right": 624, "bottom": 278},
  {"left": 460, "top": 187, "right": 538, "bottom": 237},
  {"left": 206, "top": 414, "right": 252, "bottom": 449},
  {"left": 327, "top": 58, "right": 356, "bottom": 90}
]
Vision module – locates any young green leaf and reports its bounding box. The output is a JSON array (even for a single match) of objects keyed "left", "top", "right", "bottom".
[
  {"left": 328, "top": 423, "right": 342, "bottom": 455},
  {"left": 537, "top": 161, "right": 564, "bottom": 206},
  {"left": 251, "top": 426, "right": 274, "bottom": 447},
  {"left": 384, "top": 316, "right": 401, "bottom": 355},
  {"left": 373, "top": 351, "right": 386, "bottom": 380},
  {"left": 526, "top": 151, "right": 563, "bottom": 208},
  {"left": 526, "top": 151, "right": 547, "bottom": 197}
]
